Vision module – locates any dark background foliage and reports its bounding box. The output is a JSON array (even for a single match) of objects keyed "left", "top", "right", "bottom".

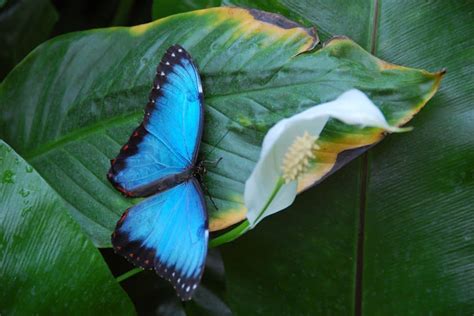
[{"left": 0, "top": 0, "right": 472, "bottom": 315}]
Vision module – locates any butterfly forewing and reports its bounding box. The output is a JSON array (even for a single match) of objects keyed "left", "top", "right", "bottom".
[{"left": 108, "top": 45, "right": 204, "bottom": 197}]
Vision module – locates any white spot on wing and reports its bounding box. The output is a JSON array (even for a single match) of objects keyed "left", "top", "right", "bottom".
[
  {"left": 171, "top": 53, "right": 176, "bottom": 57},
  {"left": 178, "top": 48, "right": 183, "bottom": 53},
  {"left": 161, "top": 71, "right": 165, "bottom": 76},
  {"left": 186, "top": 286, "right": 190, "bottom": 292},
  {"left": 192, "top": 284, "right": 197, "bottom": 290}
]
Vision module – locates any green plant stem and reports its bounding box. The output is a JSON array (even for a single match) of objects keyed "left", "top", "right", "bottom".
[
  {"left": 210, "top": 177, "right": 286, "bottom": 247},
  {"left": 117, "top": 178, "right": 286, "bottom": 282},
  {"left": 209, "top": 219, "right": 250, "bottom": 248},
  {"left": 116, "top": 267, "right": 142, "bottom": 283},
  {"left": 254, "top": 177, "right": 285, "bottom": 224}
]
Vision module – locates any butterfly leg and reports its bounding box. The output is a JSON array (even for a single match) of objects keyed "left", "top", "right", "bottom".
[{"left": 200, "top": 180, "right": 219, "bottom": 210}]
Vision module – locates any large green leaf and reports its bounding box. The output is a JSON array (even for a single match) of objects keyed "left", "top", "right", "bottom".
[
  {"left": 0, "top": 7, "right": 440, "bottom": 247},
  {"left": 0, "top": 7, "right": 315, "bottom": 246},
  {"left": 220, "top": 0, "right": 473, "bottom": 314},
  {"left": 0, "top": 0, "right": 58, "bottom": 79},
  {"left": 0, "top": 140, "right": 135, "bottom": 314}
]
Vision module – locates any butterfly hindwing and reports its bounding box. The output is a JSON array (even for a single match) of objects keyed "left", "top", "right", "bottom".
[
  {"left": 107, "top": 45, "right": 204, "bottom": 197},
  {"left": 112, "top": 178, "right": 208, "bottom": 300}
]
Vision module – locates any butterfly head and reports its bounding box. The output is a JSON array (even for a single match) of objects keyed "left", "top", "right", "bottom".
[{"left": 193, "top": 160, "right": 207, "bottom": 181}]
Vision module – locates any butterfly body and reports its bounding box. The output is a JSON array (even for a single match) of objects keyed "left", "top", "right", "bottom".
[{"left": 107, "top": 45, "right": 208, "bottom": 300}]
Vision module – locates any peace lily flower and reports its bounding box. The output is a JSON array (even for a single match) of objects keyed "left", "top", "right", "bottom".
[
  {"left": 210, "top": 89, "right": 409, "bottom": 247},
  {"left": 245, "top": 89, "right": 409, "bottom": 228}
]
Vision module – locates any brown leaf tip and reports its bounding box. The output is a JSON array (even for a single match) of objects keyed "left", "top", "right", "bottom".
[
  {"left": 247, "top": 8, "right": 318, "bottom": 45},
  {"left": 248, "top": 8, "right": 302, "bottom": 29}
]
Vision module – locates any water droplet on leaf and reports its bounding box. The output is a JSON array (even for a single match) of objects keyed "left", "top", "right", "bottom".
[
  {"left": 2, "top": 170, "right": 15, "bottom": 184},
  {"left": 19, "top": 188, "right": 30, "bottom": 198}
]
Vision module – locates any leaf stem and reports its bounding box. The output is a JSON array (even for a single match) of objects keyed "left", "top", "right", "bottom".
[
  {"left": 209, "top": 177, "right": 285, "bottom": 247},
  {"left": 116, "top": 267, "right": 142, "bottom": 283},
  {"left": 254, "top": 177, "right": 285, "bottom": 224},
  {"left": 209, "top": 219, "right": 250, "bottom": 248}
]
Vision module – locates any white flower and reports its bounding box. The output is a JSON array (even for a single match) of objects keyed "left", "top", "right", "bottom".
[
  {"left": 244, "top": 89, "right": 409, "bottom": 228},
  {"left": 281, "top": 131, "right": 320, "bottom": 183}
]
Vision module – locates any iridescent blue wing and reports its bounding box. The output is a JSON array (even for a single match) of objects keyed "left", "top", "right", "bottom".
[
  {"left": 112, "top": 179, "right": 208, "bottom": 300},
  {"left": 108, "top": 45, "right": 204, "bottom": 197}
]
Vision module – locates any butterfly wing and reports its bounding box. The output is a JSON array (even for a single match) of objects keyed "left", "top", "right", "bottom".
[
  {"left": 108, "top": 45, "right": 204, "bottom": 197},
  {"left": 112, "top": 178, "right": 208, "bottom": 300}
]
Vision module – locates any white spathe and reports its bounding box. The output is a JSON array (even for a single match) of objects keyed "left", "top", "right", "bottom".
[{"left": 244, "top": 89, "right": 408, "bottom": 228}]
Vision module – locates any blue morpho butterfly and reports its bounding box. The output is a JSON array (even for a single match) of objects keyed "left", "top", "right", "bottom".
[{"left": 107, "top": 45, "right": 213, "bottom": 300}]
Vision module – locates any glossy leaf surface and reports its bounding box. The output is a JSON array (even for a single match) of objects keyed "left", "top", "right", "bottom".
[{"left": 0, "top": 140, "right": 135, "bottom": 314}]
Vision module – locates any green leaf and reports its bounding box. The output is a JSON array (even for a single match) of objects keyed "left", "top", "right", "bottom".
[
  {"left": 152, "top": 0, "right": 220, "bottom": 20},
  {"left": 363, "top": 1, "right": 474, "bottom": 313},
  {"left": 220, "top": 0, "right": 473, "bottom": 314},
  {"left": 0, "top": 7, "right": 440, "bottom": 247},
  {"left": 0, "top": 0, "right": 58, "bottom": 79},
  {"left": 0, "top": 140, "right": 135, "bottom": 314}
]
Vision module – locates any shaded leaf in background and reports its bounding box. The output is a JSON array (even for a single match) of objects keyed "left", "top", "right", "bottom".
[
  {"left": 152, "top": 0, "right": 220, "bottom": 20},
  {"left": 102, "top": 248, "right": 230, "bottom": 316},
  {"left": 0, "top": 140, "right": 135, "bottom": 315},
  {"left": 222, "top": 166, "right": 363, "bottom": 315},
  {"left": 0, "top": 0, "right": 58, "bottom": 79},
  {"left": 0, "top": 7, "right": 440, "bottom": 247},
  {"left": 51, "top": 0, "right": 153, "bottom": 35},
  {"left": 363, "top": 1, "right": 474, "bottom": 314},
  {"left": 186, "top": 249, "right": 232, "bottom": 316},
  {"left": 221, "top": 0, "right": 473, "bottom": 314}
]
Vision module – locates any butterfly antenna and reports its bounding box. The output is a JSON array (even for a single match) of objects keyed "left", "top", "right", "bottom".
[{"left": 205, "top": 130, "right": 230, "bottom": 160}]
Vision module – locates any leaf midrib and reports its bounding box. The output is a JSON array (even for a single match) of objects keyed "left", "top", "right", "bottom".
[
  {"left": 24, "top": 111, "right": 142, "bottom": 160},
  {"left": 22, "top": 51, "right": 347, "bottom": 162},
  {"left": 355, "top": 0, "right": 379, "bottom": 315}
]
